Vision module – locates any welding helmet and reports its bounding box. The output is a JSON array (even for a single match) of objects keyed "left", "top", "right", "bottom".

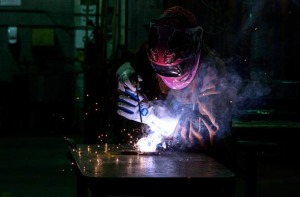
[{"left": 147, "top": 6, "right": 203, "bottom": 90}]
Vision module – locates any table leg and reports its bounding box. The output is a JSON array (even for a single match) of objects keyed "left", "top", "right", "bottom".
[{"left": 75, "top": 172, "right": 89, "bottom": 197}]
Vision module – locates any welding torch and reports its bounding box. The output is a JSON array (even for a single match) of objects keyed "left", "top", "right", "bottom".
[{"left": 131, "top": 73, "right": 144, "bottom": 131}]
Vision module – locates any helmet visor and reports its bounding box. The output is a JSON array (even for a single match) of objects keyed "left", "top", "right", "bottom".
[{"left": 150, "top": 55, "right": 196, "bottom": 77}]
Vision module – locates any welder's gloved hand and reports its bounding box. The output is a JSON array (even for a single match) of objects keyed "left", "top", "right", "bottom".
[
  {"left": 117, "top": 92, "right": 153, "bottom": 123},
  {"left": 116, "top": 62, "right": 143, "bottom": 100},
  {"left": 117, "top": 93, "right": 180, "bottom": 137}
]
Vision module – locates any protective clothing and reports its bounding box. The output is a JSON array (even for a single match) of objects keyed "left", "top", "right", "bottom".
[
  {"left": 117, "top": 68, "right": 179, "bottom": 137},
  {"left": 116, "top": 62, "right": 142, "bottom": 100},
  {"left": 117, "top": 93, "right": 153, "bottom": 123}
]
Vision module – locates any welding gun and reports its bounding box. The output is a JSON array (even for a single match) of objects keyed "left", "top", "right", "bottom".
[
  {"left": 116, "top": 62, "right": 180, "bottom": 136},
  {"left": 116, "top": 61, "right": 145, "bottom": 127},
  {"left": 117, "top": 95, "right": 179, "bottom": 137}
]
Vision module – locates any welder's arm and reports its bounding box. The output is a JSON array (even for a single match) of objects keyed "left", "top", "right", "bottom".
[{"left": 117, "top": 93, "right": 179, "bottom": 137}]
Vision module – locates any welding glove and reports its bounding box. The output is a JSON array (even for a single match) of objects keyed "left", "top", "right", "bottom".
[
  {"left": 116, "top": 62, "right": 143, "bottom": 100},
  {"left": 117, "top": 92, "right": 179, "bottom": 137}
]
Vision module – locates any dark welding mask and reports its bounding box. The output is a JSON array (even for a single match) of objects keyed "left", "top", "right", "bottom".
[{"left": 147, "top": 22, "right": 202, "bottom": 89}]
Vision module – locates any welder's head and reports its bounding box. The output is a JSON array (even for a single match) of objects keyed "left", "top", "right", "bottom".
[{"left": 147, "top": 6, "right": 203, "bottom": 90}]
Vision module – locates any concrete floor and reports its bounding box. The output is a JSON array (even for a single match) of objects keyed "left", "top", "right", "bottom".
[
  {"left": 0, "top": 134, "right": 79, "bottom": 197},
  {"left": 1, "top": 133, "right": 300, "bottom": 197}
]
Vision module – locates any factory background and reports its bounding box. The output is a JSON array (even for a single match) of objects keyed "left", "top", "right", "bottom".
[
  {"left": 1, "top": 0, "right": 298, "bottom": 138},
  {"left": 0, "top": 0, "right": 299, "bottom": 196}
]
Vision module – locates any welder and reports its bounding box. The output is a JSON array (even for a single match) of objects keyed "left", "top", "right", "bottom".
[{"left": 115, "top": 6, "right": 237, "bottom": 167}]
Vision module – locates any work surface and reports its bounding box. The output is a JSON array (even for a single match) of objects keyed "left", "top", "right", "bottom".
[
  {"left": 69, "top": 144, "right": 234, "bottom": 178},
  {"left": 68, "top": 144, "right": 235, "bottom": 197}
]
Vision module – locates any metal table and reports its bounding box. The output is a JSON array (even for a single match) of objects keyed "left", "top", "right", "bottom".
[{"left": 68, "top": 144, "right": 235, "bottom": 197}]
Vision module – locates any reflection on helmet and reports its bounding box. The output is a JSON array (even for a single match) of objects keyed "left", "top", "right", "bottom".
[
  {"left": 149, "top": 52, "right": 196, "bottom": 77},
  {"left": 158, "top": 54, "right": 201, "bottom": 90},
  {"left": 148, "top": 23, "right": 202, "bottom": 60}
]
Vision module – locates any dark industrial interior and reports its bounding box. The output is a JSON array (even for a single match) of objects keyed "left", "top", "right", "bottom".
[{"left": 1, "top": 0, "right": 299, "bottom": 197}]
